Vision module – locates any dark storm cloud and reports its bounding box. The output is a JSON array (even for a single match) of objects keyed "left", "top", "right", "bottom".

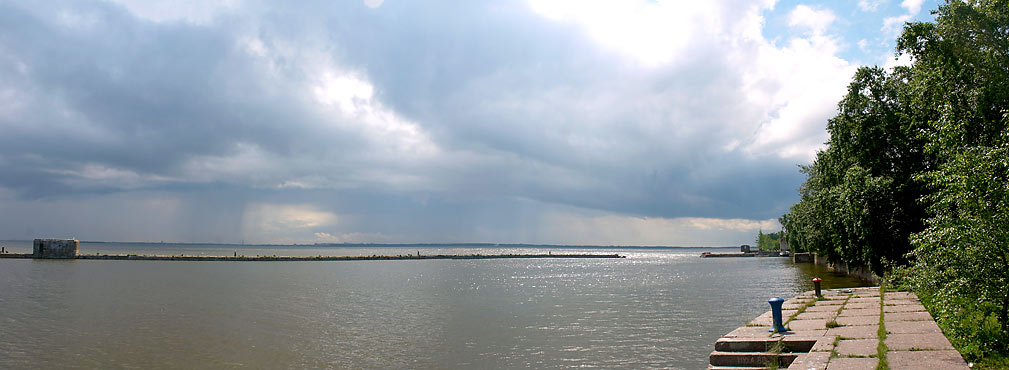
[{"left": 0, "top": 0, "right": 842, "bottom": 244}]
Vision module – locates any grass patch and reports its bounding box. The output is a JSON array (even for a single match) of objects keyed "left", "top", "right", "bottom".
[
  {"left": 826, "top": 320, "right": 842, "bottom": 328},
  {"left": 787, "top": 299, "right": 818, "bottom": 323},
  {"left": 829, "top": 336, "right": 843, "bottom": 358},
  {"left": 836, "top": 294, "right": 853, "bottom": 315},
  {"left": 973, "top": 353, "right": 1009, "bottom": 369},
  {"left": 876, "top": 285, "right": 889, "bottom": 370},
  {"left": 886, "top": 266, "right": 1009, "bottom": 365},
  {"left": 764, "top": 339, "right": 786, "bottom": 370}
]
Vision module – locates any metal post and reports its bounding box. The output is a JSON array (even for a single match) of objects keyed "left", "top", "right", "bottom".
[
  {"left": 813, "top": 277, "right": 823, "bottom": 297},
  {"left": 768, "top": 297, "right": 788, "bottom": 333}
]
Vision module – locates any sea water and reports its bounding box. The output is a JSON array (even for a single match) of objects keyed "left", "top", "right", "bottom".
[{"left": 0, "top": 241, "right": 867, "bottom": 369}]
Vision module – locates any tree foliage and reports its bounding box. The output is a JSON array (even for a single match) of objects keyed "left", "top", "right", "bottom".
[
  {"left": 782, "top": 0, "right": 1009, "bottom": 358},
  {"left": 900, "top": 0, "right": 1009, "bottom": 357},
  {"left": 755, "top": 230, "right": 781, "bottom": 251},
  {"left": 781, "top": 65, "right": 928, "bottom": 274},
  {"left": 907, "top": 130, "right": 1009, "bottom": 355}
]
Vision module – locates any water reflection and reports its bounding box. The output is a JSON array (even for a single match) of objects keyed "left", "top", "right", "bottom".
[{"left": 0, "top": 244, "right": 872, "bottom": 370}]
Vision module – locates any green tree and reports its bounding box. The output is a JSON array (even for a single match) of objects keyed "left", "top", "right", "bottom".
[
  {"left": 755, "top": 230, "right": 781, "bottom": 251},
  {"left": 783, "top": 0, "right": 1009, "bottom": 276},
  {"left": 781, "top": 66, "right": 927, "bottom": 273},
  {"left": 907, "top": 128, "right": 1009, "bottom": 355},
  {"left": 783, "top": 0, "right": 1009, "bottom": 360},
  {"left": 894, "top": 0, "right": 1009, "bottom": 357}
]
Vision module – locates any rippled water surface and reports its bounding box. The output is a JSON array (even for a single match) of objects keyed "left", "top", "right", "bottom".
[{"left": 0, "top": 241, "right": 868, "bottom": 369}]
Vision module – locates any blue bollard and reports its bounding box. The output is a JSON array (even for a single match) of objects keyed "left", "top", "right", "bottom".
[{"left": 768, "top": 297, "right": 788, "bottom": 333}]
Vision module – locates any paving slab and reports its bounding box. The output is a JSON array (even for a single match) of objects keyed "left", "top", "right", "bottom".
[
  {"left": 788, "top": 319, "right": 829, "bottom": 331},
  {"left": 885, "top": 333, "right": 954, "bottom": 350},
  {"left": 838, "top": 308, "right": 881, "bottom": 317},
  {"left": 843, "top": 302, "right": 878, "bottom": 310},
  {"left": 883, "top": 304, "right": 926, "bottom": 313},
  {"left": 774, "top": 329, "right": 828, "bottom": 338},
  {"left": 748, "top": 316, "right": 773, "bottom": 326},
  {"left": 708, "top": 288, "right": 966, "bottom": 369},
  {"left": 806, "top": 304, "right": 843, "bottom": 312},
  {"left": 809, "top": 336, "right": 837, "bottom": 352},
  {"left": 795, "top": 311, "right": 837, "bottom": 320},
  {"left": 835, "top": 339, "right": 878, "bottom": 357},
  {"left": 887, "top": 350, "right": 969, "bottom": 369},
  {"left": 816, "top": 299, "right": 847, "bottom": 305},
  {"left": 835, "top": 316, "right": 878, "bottom": 326},
  {"left": 725, "top": 326, "right": 775, "bottom": 338},
  {"left": 826, "top": 357, "right": 877, "bottom": 370},
  {"left": 885, "top": 311, "right": 933, "bottom": 321},
  {"left": 822, "top": 295, "right": 853, "bottom": 301},
  {"left": 885, "top": 291, "right": 917, "bottom": 300},
  {"left": 848, "top": 297, "right": 881, "bottom": 304},
  {"left": 885, "top": 298, "right": 921, "bottom": 305},
  {"left": 885, "top": 320, "right": 942, "bottom": 334},
  {"left": 787, "top": 351, "right": 830, "bottom": 370},
  {"left": 826, "top": 325, "right": 878, "bottom": 339}
]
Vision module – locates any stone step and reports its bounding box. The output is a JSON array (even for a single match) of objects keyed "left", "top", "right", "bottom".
[
  {"left": 715, "top": 337, "right": 818, "bottom": 353},
  {"left": 709, "top": 351, "right": 799, "bottom": 367}
]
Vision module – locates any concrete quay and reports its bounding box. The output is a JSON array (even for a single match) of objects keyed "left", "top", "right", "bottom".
[
  {"left": 708, "top": 287, "right": 969, "bottom": 370},
  {"left": 0, "top": 252, "right": 625, "bottom": 262}
]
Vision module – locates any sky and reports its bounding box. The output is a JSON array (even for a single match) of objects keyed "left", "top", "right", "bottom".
[{"left": 0, "top": 0, "right": 938, "bottom": 246}]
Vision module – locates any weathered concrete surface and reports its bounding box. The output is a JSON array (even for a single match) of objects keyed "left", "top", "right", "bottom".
[
  {"left": 888, "top": 350, "right": 970, "bottom": 370},
  {"left": 793, "top": 252, "right": 815, "bottom": 263},
  {"left": 834, "top": 339, "right": 877, "bottom": 357},
  {"left": 825, "top": 357, "right": 877, "bottom": 370},
  {"left": 885, "top": 333, "right": 955, "bottom": 351},
  {"left": 706, "top": 287, "right": 970, "bottom": 370},
  {"left": 826, "top": 325, "right": 878, "bottom": 339},
  {"left": 32, "top": 238, "right": 78, "bottom": 258}
]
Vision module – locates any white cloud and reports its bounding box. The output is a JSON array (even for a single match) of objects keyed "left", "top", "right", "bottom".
[
  {"left": 314, "top": 72, "right": 375, "bottom": 114},
  {"left": 737, "top": 7, "right": 855, "bottom": 161},
  {"left": 106, "top": 0, "right": 238, "bottom": 24},
  {"left": 883, "top": 0, "right": 925, "bottom": 37},
  {"left": 901, "top": 0, "right": 925, "bottom": 14},
  {"left": 788, "top": 5, "right": 836, "bottom": 35},
  {"left": 537, "top": 209, "right": 780, "bottom": 246},
  {"left": 239, "top": 203, "right": 339, "bottom": 243},
  {"left": 524, "top": 1, "right": 854, "bottom": 163},
  {"left": 857, "top": 0, "right": 887, "bottom": 12},
  {"left": 526, "top": 0, "right": 741, "bottom": 67},
  {"left": 314, "top": 231, "right": 391, "bottom": 243},
  {"left": 884, "top": 51, "right": 915, "bottom": 69}
]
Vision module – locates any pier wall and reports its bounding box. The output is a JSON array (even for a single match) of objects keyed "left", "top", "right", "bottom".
[
  {"left": 792, "top": 252, "right": 879, "bottom": 284},
  {"left": 792, "top": 252, "right": 814, "bottom": 263},
  {"left": 814, "top": 253, "right": 880, "bottom": 284}
]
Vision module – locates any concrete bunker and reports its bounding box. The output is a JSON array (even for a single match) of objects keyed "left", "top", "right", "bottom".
[{"left": 33, "top": 239, "right": 79, "bottom": 259}]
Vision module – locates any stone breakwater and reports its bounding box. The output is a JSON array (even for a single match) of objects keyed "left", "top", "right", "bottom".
[
  {"left": 708, "top": 287, "right": 969, "bottom": 370},
  {"left": 0, "top": 253, "right": 625, "bottom": 261}
]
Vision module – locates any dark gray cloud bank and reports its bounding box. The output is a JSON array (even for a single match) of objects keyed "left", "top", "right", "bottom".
[{"left": 0, "top": 0, "right": 859, "bottom": 245}]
